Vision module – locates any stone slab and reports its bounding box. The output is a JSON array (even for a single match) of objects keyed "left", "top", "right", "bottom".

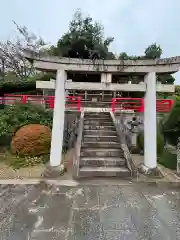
[{"left": 2, "top": 183, "right": 180, "bottom": 239}]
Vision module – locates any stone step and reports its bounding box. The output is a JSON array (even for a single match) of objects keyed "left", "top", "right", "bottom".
[
  {"left": 84, "top": 120, "right": 113, "bottom": 126},
  {"left": 84, "top": 125, "right": 115, "bottom": 131},
  {"left": 84, "top": 129, "right": 117, "bottom": 136},
  {"left": 79, "top": 166, "right": 130, "bottom": 177},
  {"left": 82, "top": 141, "right": 120, "bottom": 148},
  {"left": 81, "top": 148, "right": 124, "bottom": 157},
  {"left": 84, "top": 117, "right": 111, "bottom": 121},
  {"left": 83, "top": 135, "right": 119, "bottom": 142},
  {"left": 80, "top": 157, "right": 126, "bottom": 167},
  {"left": 84, "top": 112, "right": 110, "bottom": 116}
]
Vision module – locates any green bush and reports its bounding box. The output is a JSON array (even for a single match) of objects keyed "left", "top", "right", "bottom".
[
  {"left": 162, "top": 96, "right": 180, "bottom": 146},
  {"left": 158, "top": 148, "right": 177, "bottom": 170},
  {"left": 0, "top": 72, "right": 56, "bottom": 94},
  {"left": 137, "top": 127, "right": 165, "bottom": 156},
  {"left": 0, "top": 102, "right": 53, "bottom": 146}
]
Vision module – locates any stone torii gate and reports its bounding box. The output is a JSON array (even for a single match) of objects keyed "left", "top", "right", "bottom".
[{"left": 25, "top": 51, "right": 179, "bottom": 175}]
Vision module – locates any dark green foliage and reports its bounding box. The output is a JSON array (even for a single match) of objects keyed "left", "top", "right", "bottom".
[
  {"left": 51, "top": 10, "right": 115, "bottom": 60},
  {"left": 118, "top": 43, "right": 174, "bottom": 85},
  {"left": 0, "top": 103, "right": 53, "bottom": 146},
  {"left": 36, "top": 72, "right": 56, "bottom": 81},
  {"left": 162, "top": 96, "right": 180, "bottom": 145},
  {"left": 0, "top": 72, "right": 55, "bottom": 94},
  {"left": 144, "top": 43, "right": 162, "bottom": 59},
  {"left": 158, "top": 148, "right": 177, "bottom": 170},
  {"left": 118, "top": 43, "right": 162, "bottom": 60},
  {"left": 118, "top": 52, "right": 144, "bottom": 60},
  {"left": 157, "top": 74, "right": 175, "bottom": 85},
  {"left": 0, "top": 79, "right": 36, "bottom": 94},
  {"left": 175, "top": 85, "right": 180, "bottom": 95},
  {"left": 137, "top": 126, "right": 165, "bottom": 156}
]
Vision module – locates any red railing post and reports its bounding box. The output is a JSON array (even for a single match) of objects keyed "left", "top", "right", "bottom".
[
  {"left": 112, "top": 98, "right": 116, "bottom": 112},
  {"left": 77, "top": 96, "right": 81, "bottom": 112},
  {"left": 49, "top": 96, "right": 55, "bottom": 109},
  {"left": 22, "top": 95, "right": 27, "bottom": 104},
  {"left": 139, "top": 98, "right": 144, "bottom": 112}
]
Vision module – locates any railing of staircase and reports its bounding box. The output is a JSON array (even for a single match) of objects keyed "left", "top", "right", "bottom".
[
  {"left": 110, "top": 112, "right": 137, "bottom": 177},
  {"left": 2, "top": 94, "right": 81, "bottom": 112},
  {"left": 72, "top": 111, "right": 84, "bottom": 179},
  {"left": 112, "top": 98, "right": 174, "bottom": 113}
]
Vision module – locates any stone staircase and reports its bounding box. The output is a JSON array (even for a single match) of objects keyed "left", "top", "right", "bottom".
[{"left": 78, "top": 112, "right": 131, "bottom": 177}]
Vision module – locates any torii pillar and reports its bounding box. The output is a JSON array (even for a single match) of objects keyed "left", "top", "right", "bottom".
[
  {"left": 50, "top": 69, "right": 66, "bottom": 167},
  {"left": 139, "top": 72, "right": 161, "bottom": 176}
]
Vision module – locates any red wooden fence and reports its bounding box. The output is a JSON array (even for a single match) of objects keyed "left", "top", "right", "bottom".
[
  {"left": 112, "top": 98, "right": 174, "bottom": 113},
  {"left": 0, "top": 94, "right": 174, "bottom": 113},
  {"left": 2, "top": 94, "right": 81, "bottom": 112}
]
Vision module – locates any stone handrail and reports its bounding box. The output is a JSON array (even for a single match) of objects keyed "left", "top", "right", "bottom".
[
  {"left": 72, "top": 111, "right": 84, "bottom": 179},
  {"left": 110, "top": 112, "right": 137, "bottom": 177}
]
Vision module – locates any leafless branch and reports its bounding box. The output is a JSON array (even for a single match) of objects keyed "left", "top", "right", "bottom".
[{"left": 0, "top": 21, "right": 46, "bottom": 79}]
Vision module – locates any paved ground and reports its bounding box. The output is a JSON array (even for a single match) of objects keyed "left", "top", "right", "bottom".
[{"left": 1, "top": 183, "right": 180, "bottom": 239}]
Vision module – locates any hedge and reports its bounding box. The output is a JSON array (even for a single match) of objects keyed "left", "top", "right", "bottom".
[
  {"left": 158, "top": 148, "right": 177, "bottom": 170},
  {"left": 0, "top": 102, "right": 53, "bottom": 146},
  {"left": 137, "top": 126, "right": 165, "bottom": 156},
  {"left": 162, "top": 96, "right": 180, "bottom": 146},
  {"left": 0, "top": 72, "right": 56, "bottom": 95}
]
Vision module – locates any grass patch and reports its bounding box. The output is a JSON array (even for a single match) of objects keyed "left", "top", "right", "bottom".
[
  {"left": 0, "top": 149, "right": 49, "bottom": 169},
  {"left": 0, "top": 147, "right": 68, "bottom": 170}
]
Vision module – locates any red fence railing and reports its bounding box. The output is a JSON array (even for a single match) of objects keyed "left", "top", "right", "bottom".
[
  {"left": 1, "top": 94, "right": 81, "bottom": 112},
  {"left": 0, "top": 95, "right": 174, "bottom": 113},
  {"left": 112, "top": 98, "right": 174, "bottom": 113}
]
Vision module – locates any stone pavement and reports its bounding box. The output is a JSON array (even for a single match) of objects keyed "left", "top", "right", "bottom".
[{"left": 1, "top": 182, "right": 180, "bottom": 239}]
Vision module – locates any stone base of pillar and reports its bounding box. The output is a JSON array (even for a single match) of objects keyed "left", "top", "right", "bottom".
[
  {"left": 42, "top": 164, "right": 67, "bottom": 179},
  {"left": 138, "top": 164, "right": 163, "bottom": 178}
]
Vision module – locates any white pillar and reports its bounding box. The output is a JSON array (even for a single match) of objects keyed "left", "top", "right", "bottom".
[
  {"left": 50, "top": 70, "right": 66, "bottom": 167},
  {"left": 101, "top": 73, "right": 112, "bottom": 83},
  {"left": 101, "top": 73, "right": 106, "bottom": 83},
  {"left": 144, "top": 72, "right": 157, "bottom": 169},
  {"left": 106, "top": 73, "right": 112, "bottom": 83}
]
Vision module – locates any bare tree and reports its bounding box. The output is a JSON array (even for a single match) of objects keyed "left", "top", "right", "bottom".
[{"left": 0, "top": 21, "right": 46, "bottom": 80}]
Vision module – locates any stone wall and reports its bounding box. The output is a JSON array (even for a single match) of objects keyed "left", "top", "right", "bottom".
[{"left": 63, "top": 112, "right": 80, "bottom": 151}]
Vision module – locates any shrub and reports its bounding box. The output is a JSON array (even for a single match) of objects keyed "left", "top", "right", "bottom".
[
  {"left": 137, "top": 126, "right": 165, "bottom": 156},
  {"left": 162, "top": 96, "right": 180, "bottom": 146},
  {"left": 11, "top": 124, "right": 51, "bottom": 157},
  {"left": 0, "top": 72, "right": 56, "bottom": 94},
  {"left": 0, "top": 103, "right": 53, "bottom": 146},
  {"left": 158, "top": 148, "right": 177, "bottom": 170}
]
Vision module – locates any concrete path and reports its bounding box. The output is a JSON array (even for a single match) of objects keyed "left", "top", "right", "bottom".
[{"left": 0, "top": 183, "right": 180, "bottom": 239}]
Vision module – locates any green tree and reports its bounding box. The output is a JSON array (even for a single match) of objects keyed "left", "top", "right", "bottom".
[
  {"left": 175, "top": 85, "right": 180, "bottom": 95},
  {"left": 118, "top": 52, "right": 129, "bottom": 60},
  {"left": 118, "top": 52, "right": 145, "bottom": 60},
  {"left": 144, "top": 43, "right": 162, "bottom": 59},
  {"left": 52, "top": 10, "right": 115, "bottom": 59},
  {"left": 162, "top": 96, "right": 180, "bottom": 145},
  {"left": 157, "top": 74, "right": 175, "bottom": 85}
]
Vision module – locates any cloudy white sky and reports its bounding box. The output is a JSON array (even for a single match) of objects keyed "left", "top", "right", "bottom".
[{"left": 1, "top": 0, "right": 180, "bottom": 83}]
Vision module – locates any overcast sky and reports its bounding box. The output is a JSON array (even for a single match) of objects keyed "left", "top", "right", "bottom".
[{"left": 1, "top": 0, "right": 180, "bottom": 83}]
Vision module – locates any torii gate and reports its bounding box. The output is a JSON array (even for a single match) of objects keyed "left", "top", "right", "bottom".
[{"left": 24, "top": 51, "right": 179, "bottom": 175}]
